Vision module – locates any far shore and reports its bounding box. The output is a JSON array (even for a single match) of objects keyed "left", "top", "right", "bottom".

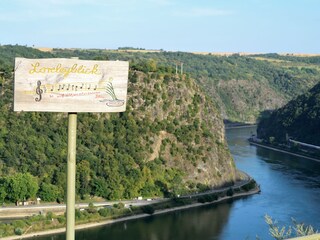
[
  {"left": 249, "top": 141, "right": 320, "bottom": 163},
  {"left": 2, "top": 187, "right": 260, "bottom": 240},
  {"left": 225, "top": 124, "right": 256, "bottom": 130},
  {"left": 223, "top": 120, "right": 256, "bottom": 130}
]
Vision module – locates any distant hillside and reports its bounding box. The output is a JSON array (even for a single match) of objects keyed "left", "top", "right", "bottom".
[
  {"left": 0, "top": 46, "right": 237, "bottom": 203},
  {"left": 2, "top": 45, "right": 320, "bottom": 123},
  {"left": 49, "top": 47, "right": 320, "bottom": 123},
  {"left": 257, "top": 82, "right": 320, "bottom": 146}
]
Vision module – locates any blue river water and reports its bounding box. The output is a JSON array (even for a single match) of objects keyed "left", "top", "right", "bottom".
[{"left": 33, "top": 126, "right": 320, "bottom": 240}]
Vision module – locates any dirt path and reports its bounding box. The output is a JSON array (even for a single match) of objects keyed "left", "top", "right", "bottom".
[{"left": 148, "top": 130, "right": 167, "bottom": 161}]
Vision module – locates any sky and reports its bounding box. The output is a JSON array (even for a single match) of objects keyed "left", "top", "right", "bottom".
[{"left": 0, "top": 0, "right": 319, "bottom": 53}]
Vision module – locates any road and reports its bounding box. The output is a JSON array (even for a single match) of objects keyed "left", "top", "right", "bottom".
[{"left": 0, "top": 199, "right": 164, "bottom": 219}]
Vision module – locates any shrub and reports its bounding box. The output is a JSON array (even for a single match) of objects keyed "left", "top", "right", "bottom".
[
  {"left": 14, "top": 228, "right": 23, "bottom": 235},
  {"left": 205, "top": 194, "right": 218, "bottom": 202},
  {"left": 57, "top": 216, "right": 66, "bottom": 224},
  {"left": 98, "top": 208, "right": 111, "bottom": 217},
  {"left": 113, "top": 202, "right": 125, "bottom": 209},
  {"left": 75, "top": 209, "right": 82, "bottom": 219},
  {"left": 141, "top": 205, "right": 155, "bottom": 215},
  {"left": 196, "top": 183, "right": 209, "bottom": 192},
  {"left": 45, "top": 220, "right": 52, "bottom": 225},
  {"left": 46, "top": 211, "right": 55, "bottom": 220},
  {"left": 198, "top": 194, "right": 219, "bottom": 203},
  {"left": 226, "top": 188, "right": 234, "bottom": 197},
  {"left": 12, "top": 220, "right": 26, "bottom": 229},
  {"left": 241, "top": 180, "right": 256, "bottom": 191},
  {"left": 87, "top": 202, "right": 97, "bottom": 214}
]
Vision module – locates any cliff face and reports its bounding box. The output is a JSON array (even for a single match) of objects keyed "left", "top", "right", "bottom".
[
  {"left": 212, "top": 79, "right": 287, "bottom": 123},
  {"left": 128, "top": 71, "right": 237, "bottom": 187}
]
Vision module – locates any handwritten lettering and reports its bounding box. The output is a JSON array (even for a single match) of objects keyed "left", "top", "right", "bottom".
[{"left": 29, "top": 62, "right": 101, "bottom": 78}]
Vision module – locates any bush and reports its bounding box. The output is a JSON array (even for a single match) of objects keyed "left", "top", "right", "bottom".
[
  {"left": 198, "top": 197, "right": 206, "bottom": 203},
  {"left": 241, "top": 180, "right": 256, "bottom": 191},
  {"left": 57, "top": 216, "right": 66, "bottom": 224},
  {"left": 113, "top": 202, "right": 125, "bottom": 209},
  {"left": 141, "top": 205, "right": 155, "bottom": 215},
  {"left": 14, "top": 228, "right": 23, "bottom": 235},
  {"left": 45, "top": 220, "right": 52, "bottom": 225},
  {"left": 204, "top": 194, "right": 218, "bottom": 202},
  {"left": 198, "top": 194, "right": 218, "bottom": 203},
  {"left": 173, "top": 197, "right": 186, "bottom": 205},
  {"left": 98, "top": 208, "right": 111, "bottom": 217},
  {"left": 87, "top": 202, "right": 97, "bottom": 214},
  {"left": 196, "top": 183, "right": 210, "bottom": 192},
  {"left": 46, "top": 211, "right": 55, "bottom": 220},
  {"left": 226, "top": 188, "right": 234, "bottom": 197},
  {"left": 87, "top": 208, "right": 97, "bottom": 214},
  {"left": 12, "top": 220, "right": 26, "bottom": 229},
  {"left": 75, "top": 209, "right": 82, "bottom": 219}
]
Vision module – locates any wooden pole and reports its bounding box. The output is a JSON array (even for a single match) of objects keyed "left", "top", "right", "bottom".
[{"left": 66, "top": 112, "right": 77, "bottom": 240}]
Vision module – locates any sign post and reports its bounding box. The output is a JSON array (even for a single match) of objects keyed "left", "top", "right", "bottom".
[
  {"left": 14, "top": 58, "right": 129, "bottom": 240},
  {"left": 66, "top": 112, "right": 77, "bottom": 240}
]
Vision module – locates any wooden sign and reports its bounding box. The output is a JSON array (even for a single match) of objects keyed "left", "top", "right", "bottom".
[{"left": 14, "top": 58, "right": 129, "bottom": 112}]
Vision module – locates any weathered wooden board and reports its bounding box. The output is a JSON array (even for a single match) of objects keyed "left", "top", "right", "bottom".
[{"left": 14, "top": 58, "right": 129, "bottom": 112}]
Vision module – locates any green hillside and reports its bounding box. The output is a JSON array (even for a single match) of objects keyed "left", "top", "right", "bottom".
[
  {"left": 49, "top": 48, "right": 320, "bottom": 122},
  {"left": 2, "top": 45, "right": 320, "bottom": 122},
  {"left": 0, "top": 46, "right": 237, "bottom": 204},
  {"left": 1, "top": 44, "right": 319, "bottom": 203},
  {"left": 257, "top": 82, "right": 320, "bottom": 146}
]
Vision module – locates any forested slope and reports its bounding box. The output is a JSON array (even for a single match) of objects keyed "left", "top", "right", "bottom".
[
  {"left": 1, "top": 44, "right": 319, "bottom": 203},
  {"left": 2, "top": 45, "right": 320, "bottom": 122},
  {"left": 0, "top": 45, "right": 237, "bottom": 203},
  {"left": 257, "top": 82, "right": 320, "bottom": 146},
  {"left": 50, "top": 48, "right": 320, "bottom": 122}
]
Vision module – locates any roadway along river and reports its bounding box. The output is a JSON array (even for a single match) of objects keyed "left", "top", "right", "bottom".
[{"left": 32, "top": 126, "right": 320, "bottom": 240}]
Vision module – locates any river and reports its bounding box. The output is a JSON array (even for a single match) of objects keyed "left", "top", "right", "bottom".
[{"left": 32, "top": 126, "right": 320, "bottom": 240}]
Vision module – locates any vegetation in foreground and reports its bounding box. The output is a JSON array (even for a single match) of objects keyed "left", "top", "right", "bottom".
[{"left": 264, "top": 215, "right": 318, "bottom": 240}]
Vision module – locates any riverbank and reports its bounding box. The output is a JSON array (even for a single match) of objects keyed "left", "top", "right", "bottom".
[
  {"left": 1, "top": 176, "right": 260, "bottom": 240},
  {"left": 248, "top": 140, "right": 320, "bottom": 163},
  {"left": 223, "top": 120, "right": 256, "bottom": 130},
  {"left": 2, "top": 186, "right": 260, "bottom": 240}
]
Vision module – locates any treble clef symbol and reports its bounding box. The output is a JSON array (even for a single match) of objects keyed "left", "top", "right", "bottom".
[{"left": 35, "top": 80, "right": 43, "bottom": 102}]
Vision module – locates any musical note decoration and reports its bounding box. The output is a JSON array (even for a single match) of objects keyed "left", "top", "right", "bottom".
[{"left": 35, "top": 81, "right": 43, "bottom": 102}]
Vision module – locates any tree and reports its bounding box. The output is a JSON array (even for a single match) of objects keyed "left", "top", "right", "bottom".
[
  {"left": 38, "top": 182, "right": 61, "bottom": 202},
  {"left": 76, "top": 160, "right": 91, "bottom": 198},
  {"left": 6, "top": 173, "right": 38, "bottom": 204},
  {"left": 0, "top": 178, "right": 7, "bottom": 203},
  {"left": 90, "top": 177, "right": 110, "bottom": 199}
]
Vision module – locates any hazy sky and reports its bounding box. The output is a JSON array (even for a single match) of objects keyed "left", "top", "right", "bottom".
[{"left": 1, "top": 0, "right": 319, "bottom": 53}]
